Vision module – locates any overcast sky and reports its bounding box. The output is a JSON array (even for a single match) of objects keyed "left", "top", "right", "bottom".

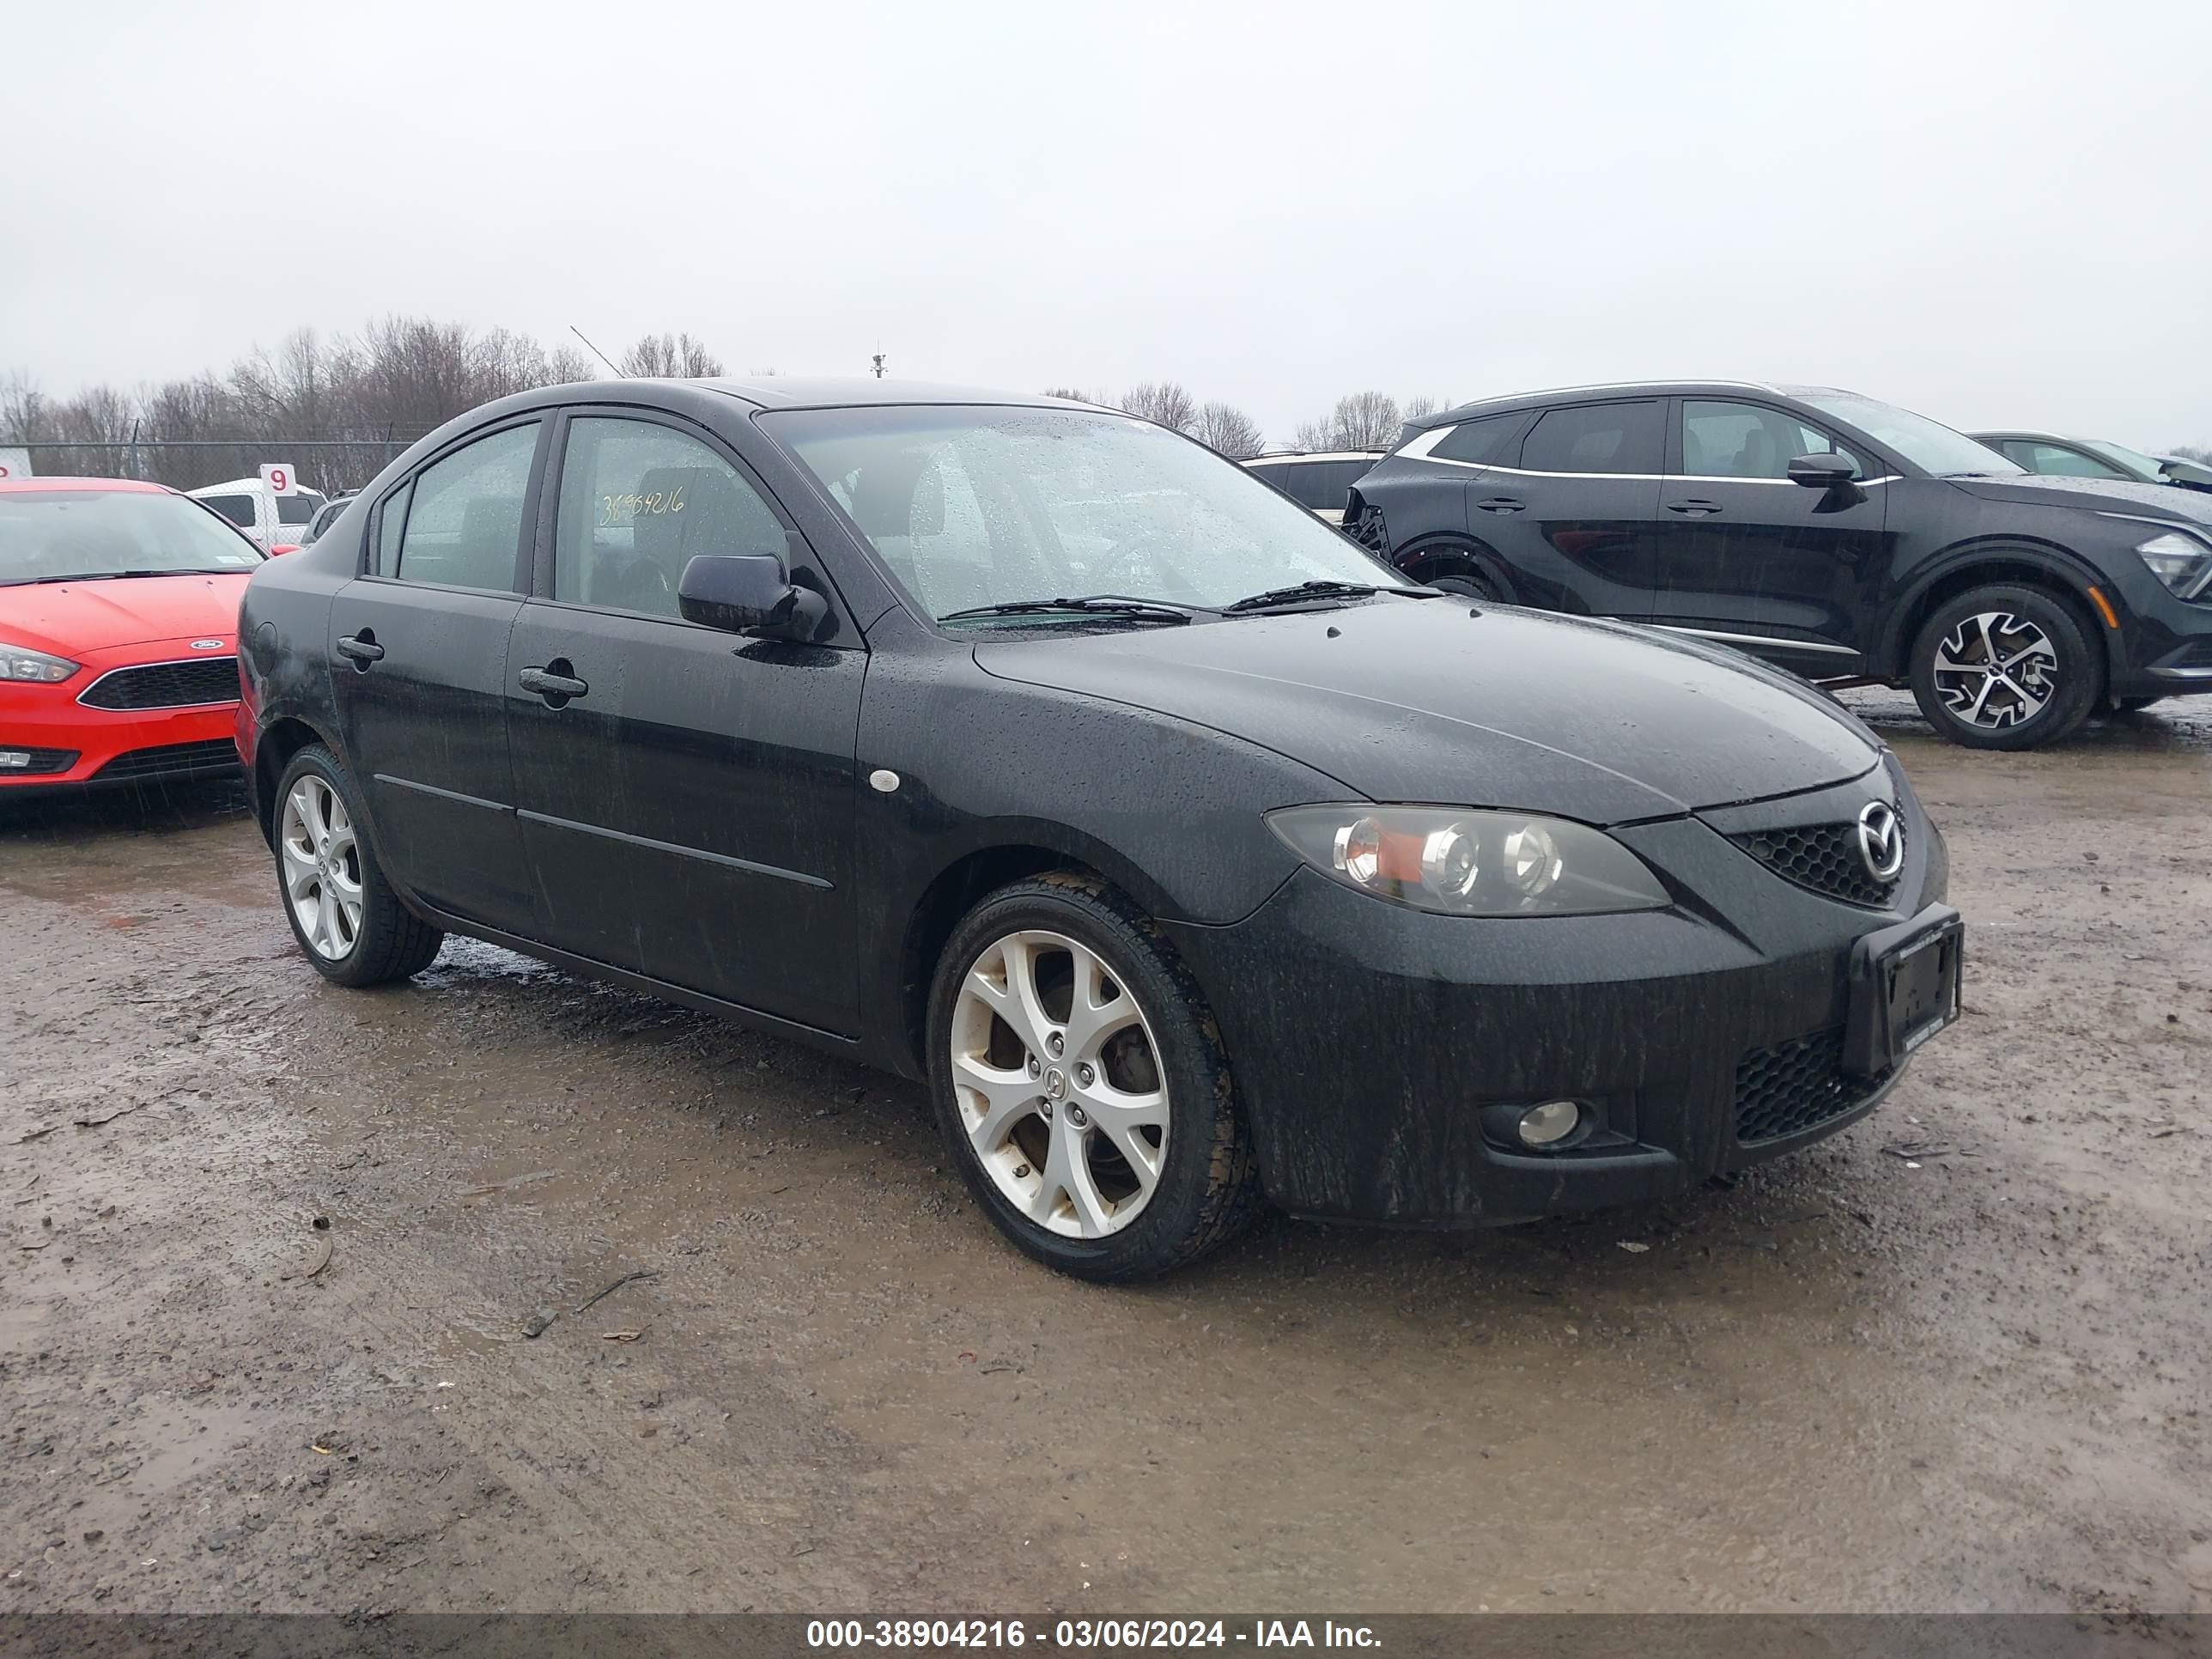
[{"left": 5, "top": 0, "right": 2208, "bottom": 449}]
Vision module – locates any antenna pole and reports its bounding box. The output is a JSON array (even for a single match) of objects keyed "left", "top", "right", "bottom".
[{"left": 571, "top": 325, "right": 626, "bottom": 377}]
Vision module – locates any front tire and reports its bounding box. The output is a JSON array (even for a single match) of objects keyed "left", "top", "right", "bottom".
[
  {"left": 273, "top": 744, "right": 444, "bottom": 986},
  {"left": 927, "top": 873, "right": 1261, "bottom": 1281},
  {"left": 1907, "top": 584, "right": 2100, "bottom": 750}
]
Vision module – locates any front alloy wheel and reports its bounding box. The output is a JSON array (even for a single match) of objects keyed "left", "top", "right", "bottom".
[
  {"left": 927, "top": 874, "right": 1260, "bottom": 1279},
  {"left": 1908, "top": 583, "right": 2098, "bottom": 750},
  {"left": 1929, "top": 611, "right": 2058, "bottom": 731},
  {"left": 950, "top": 929, "right": 1169, "bottom": 1238}
]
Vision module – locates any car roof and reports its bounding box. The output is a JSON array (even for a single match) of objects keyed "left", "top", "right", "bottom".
[
  {"left": 188, "top": 477, "right": 324, "bottom": 495},
  {"left": 0, "top": 475, "right": 171, "bottom": 495},
  {"left": 1243, "top": 451, "right": 1385, "bottom": 465},
  {"left": 689, "top": 377, "right": 1080, "bottom": 412},
  {"left": 1968, "top": 430, "right": 2070, "bottom": 443},
  {"left": 1412, "top": 380, "right": 1850, "bottom": 431}
]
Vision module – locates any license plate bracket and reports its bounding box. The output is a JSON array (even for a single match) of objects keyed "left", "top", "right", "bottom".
[{"left": 1842, "top": 903, "right": 1965, "bottom": 1079}]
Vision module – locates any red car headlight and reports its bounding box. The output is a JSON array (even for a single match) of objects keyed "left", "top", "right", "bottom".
[{"left": 0, "top": 642, "right": 81, "bottom": 684}]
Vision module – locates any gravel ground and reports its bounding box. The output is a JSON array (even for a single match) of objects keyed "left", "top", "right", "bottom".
[{"left": 3, "top": 690, "right": 2208, "bottom": 1616}]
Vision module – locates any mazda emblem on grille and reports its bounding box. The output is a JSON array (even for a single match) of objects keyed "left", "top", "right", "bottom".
[{"left": 1856, "top": 801, "right": 1904, "bottom": 880}]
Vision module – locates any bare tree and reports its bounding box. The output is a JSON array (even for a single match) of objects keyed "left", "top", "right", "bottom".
[
  {"left": 1119, "top": 380, "right": 1199, "bottom": 434},
  {"left": 1296, "top": 391, "right": 1403, "bottom": 453},
  {"left": 2174, "top": 442, "right": 2212, "bottom": 464},
  {"left": 1402, "top": 395, "right": 1445, "bottom": 423},
  {"left": 1042, "top": 386, "right": 1115, "bottom": 405},
  {"left": 1194, "top": 400, "right": 1266, "bottom": 459},
  {"left": 621, "top": 331, "right": 724, "bottom": 379}
]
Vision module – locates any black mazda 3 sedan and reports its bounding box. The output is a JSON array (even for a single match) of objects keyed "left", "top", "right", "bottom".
[
  {"left": 1344, "top": 382, "right": 2212, "bottom": 747},
  {"left": 236, "top": 379, "right": 1961, "bottom": 1279}
]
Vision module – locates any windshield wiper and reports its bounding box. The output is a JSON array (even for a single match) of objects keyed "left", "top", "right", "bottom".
[
  {"left": 1221, "top": 579, "right": 1433, "bottom": 613},
  {"left": 939, "top": 595, "right": 1198, "bottom": 626},
  {"left": 5, "top": 568, "right": 226, "bottom": 586}
]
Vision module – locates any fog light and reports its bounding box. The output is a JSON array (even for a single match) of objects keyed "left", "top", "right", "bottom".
[
  {"left": 1516, "top": 1100, "right": 1583, "bottom": 1147},
  {"left": 0, "top": 750, "right": 30, "bottom": 769}
]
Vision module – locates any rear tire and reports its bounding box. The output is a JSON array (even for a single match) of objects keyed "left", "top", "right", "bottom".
[
  {"left": 272, "top": 744, "right": 445, "bottom": 986},
  {"left": 927, "top": 872, "right": 1261, "bottom": 1281},
  {"left": 1405, "top": 546, "right": 1503, "bottom": 601},
  {"left": 1907, "top": 584, "right": 2100, "bottom": 750}
]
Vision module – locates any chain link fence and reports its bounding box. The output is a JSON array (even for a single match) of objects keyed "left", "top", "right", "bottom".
[{"left": 5, "top": 434, "right": 425, "bottom": 495}]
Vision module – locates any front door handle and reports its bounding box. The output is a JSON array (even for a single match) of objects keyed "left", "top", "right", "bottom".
[
  {"left": 519, "top": 661, "right": 588, "bottom": 706},
  {"left": 336, "top": 630, "right": 384, "bottom": 666},
  {"left": 1666, "top": 499, "right": 1723, "bottom": 516},
  {"left": 1474, "top": 496, "right": 1526, "bottom": 514}
]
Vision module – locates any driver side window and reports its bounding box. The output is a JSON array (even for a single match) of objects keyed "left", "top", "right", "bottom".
[
  {"left": 1681, "top": 400, "right": 1867, "bottom": 479},
  {"left": 554, "top": 417, "right": 786, "bottom": 618}
]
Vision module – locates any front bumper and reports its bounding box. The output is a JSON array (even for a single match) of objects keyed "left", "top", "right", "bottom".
[
  {"left": 1164, "top": 769, "right": 1954, "bottom": 1224},
  {"left": 0, "top": 640, "right": 243, "bottom": 796}
]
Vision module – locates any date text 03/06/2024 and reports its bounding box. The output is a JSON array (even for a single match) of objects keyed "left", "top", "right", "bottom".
[{"left": 805, "top": 1619, "right": 1382, "bottom": 1649}]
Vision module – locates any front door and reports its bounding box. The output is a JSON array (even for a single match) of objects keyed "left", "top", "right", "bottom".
[
  {"left": 328, "top": 419, "right": 544, "bottom": 934},
  {"left": 1644, "top": 398, "right": 1889, "bottom": 673},
  {"left": 505, "top": 412, "right": 866, "bottom": 1035}
]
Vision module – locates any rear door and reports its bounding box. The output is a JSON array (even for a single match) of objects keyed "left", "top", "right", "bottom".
[
  {"left": 505, "top": 410, "right": 866, "bottom": 1034},
  {"left": 1461, "top": 399, "right": 1663, "bottom": 615},
  {"left": 327, "top": 419, "right": 544, "bottom": 934},
  {"left": 1644, "top": 398, "right": 1888, "bottom": 672}
]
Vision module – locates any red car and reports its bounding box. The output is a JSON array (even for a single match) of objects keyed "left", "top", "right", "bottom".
[{"left": 0, "top": 477, "right": 264, "bottom": 796}]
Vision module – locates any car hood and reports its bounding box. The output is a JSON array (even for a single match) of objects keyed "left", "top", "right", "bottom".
[
  {"left": 973, "top": 599, "right": 1883, "bottom": 824},
  {"left": 0, "top": 574, "right": 249, "bottom": 655},
  {"left": 1947, "top": 472, "right": 2212, "bottom": 526}
]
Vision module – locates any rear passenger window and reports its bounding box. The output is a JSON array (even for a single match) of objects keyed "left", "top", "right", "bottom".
[
  {"left": 202, "top": 494, "right": 255, "bottom": 527},
  {"left": 1520, "top": 402, "right": 1662, "bottom": 475},
  {"left": 393, "top": 422, "right": 539, "bottom": 591},
  {"left": 554, "top": 417, "right": 787, "bottom": 619},
  {"left": 1245, "top": 463, "right": 1289, "bottom": 489},
  {"left": 1431, "top": 413, "right": 1528, "bottom": 466}
]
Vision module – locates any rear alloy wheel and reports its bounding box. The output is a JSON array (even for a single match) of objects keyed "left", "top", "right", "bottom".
[
  {"left": 271, "top": 744, "right": 445, "bottom": 986},
  {"left": 1908, "top": 584, "right": 2098, "bottom": 750},
  {"left": 928, "top": 875, "right": 1260, "bottom": 1279}
]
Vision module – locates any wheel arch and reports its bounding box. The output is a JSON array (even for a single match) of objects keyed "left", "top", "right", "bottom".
[
  {"left": 1392, "top": 533, "right": 1516, "bottom": 599},
  {"left": 1876, "top": 540, "right": 2115, "bottom": 684},
  {"left": 252, "top": 715, "right": 337, "bottom": 848},
  {"left": 895, "top": 830, "right": 1177, "bottom": 1078}
]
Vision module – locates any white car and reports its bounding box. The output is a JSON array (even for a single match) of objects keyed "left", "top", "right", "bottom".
[
  {"left": 188, "top": 477, "right": 327, "bottom": 552},
  {"left": 1240, "top": 451, "right": 1384, "bottom": 525}
]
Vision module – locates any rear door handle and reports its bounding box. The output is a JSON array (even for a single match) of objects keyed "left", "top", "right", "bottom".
[
  {"left": 519, "top": 662, "right": 588, "bottom": 704},
  {"left": 1474, "top": 496, "right": 1526, "bottom": 514},
  {"left": 336, "top": 631, "right": 384, "bottom": 665},
  {"left": 1666, "top": 499, "right": 1723, "bottom": 516}
]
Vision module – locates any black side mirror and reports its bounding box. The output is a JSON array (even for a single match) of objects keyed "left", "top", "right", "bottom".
[
  {"left": 1787, "top": 453, "right": 1858, "bottom": 489},
  {"left": 677, "top": 553, "right": 829, "bottom": 641}
]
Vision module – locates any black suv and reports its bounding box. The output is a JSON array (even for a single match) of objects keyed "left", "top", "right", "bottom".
[{"left": 1346, "top": 381, "right": 2212, "bottom": 748}]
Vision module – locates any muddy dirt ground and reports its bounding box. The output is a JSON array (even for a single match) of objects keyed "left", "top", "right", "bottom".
[{"left": 3, "top": 690, "right": 2208, "bottom": 1618}]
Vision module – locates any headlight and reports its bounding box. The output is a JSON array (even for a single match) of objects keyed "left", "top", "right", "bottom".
[
  {"left": 0, "top": 642, "right": 81, "bottom": 684},
  {"left": 1266, "top": 805, "right": 1670, "bottom": 916},
  {"left": 2134, "top": 532, "right": 2212, "bottom": 600}
]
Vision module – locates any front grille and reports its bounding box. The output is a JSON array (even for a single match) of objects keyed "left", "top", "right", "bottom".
[
  {"left": 1, "top": 747, "right": 80, "bottom": 775},
  {"left": 90, "top": 739, "right": 240, "bottom": 781},
  {"left": 1735, "top": 1027, "right": 1886, "bottom": 1143},
  {"left": 77, "top": 657, "right": 240, "bottom": 710},
  {"left": 1729, "top": 818, "right": 1900, "bottom": 908}
]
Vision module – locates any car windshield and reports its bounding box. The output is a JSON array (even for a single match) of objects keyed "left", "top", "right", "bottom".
[
  {"left": 0, "top": 490, "right": 265, "bottom": 584},
  {"left": 763, "top": 405, "right": 1401, "bottom": 623},
  {"left": 2081, "top": 439, "right": 2168, "bottom": 483},
  {"left": 1792, "top": 392, "right": 2025, "bottom": 478}
]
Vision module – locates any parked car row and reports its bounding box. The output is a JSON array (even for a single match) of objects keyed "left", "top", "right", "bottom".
[{"left": 1337, "top": 382, "right": 2212, "bottom": 750}]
